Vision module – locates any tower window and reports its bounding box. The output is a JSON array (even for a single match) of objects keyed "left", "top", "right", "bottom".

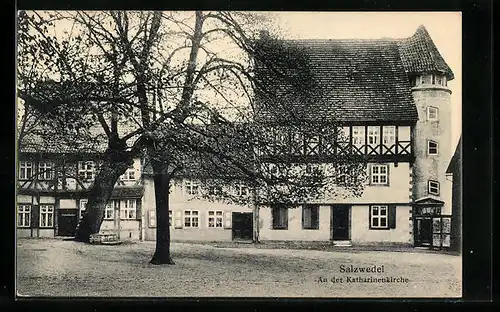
[
  {"left": 428, "top": 140, "right": 439, "bottom": 155},
  {"left": 427, "top": 107, "right": 439, "bottom": 121},
  {"left": 428, "top": 180, "right": 440, "bottom": 196}
]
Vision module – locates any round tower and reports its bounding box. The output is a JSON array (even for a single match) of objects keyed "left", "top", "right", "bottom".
[{"left": 410, "top": 72, "right": 453, "bottom": 215}]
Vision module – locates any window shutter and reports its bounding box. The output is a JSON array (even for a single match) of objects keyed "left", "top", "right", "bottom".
[
  {"left": 388, "top": 205, "right": 397, "bottom": 229},
  {"left": 148, "top": 210, "right": 156, "bottom": 228},
  {"left": 313, "top": 206, "right": 319, "bottom": 229},
  {"left": 174, "top": 210, "right": 183, "bottom": 229},
  {"left": 283, "top": 207, "right": 289, "bottom": 229},
  {"left": 31, "top": 205, "right": 39, "bottom": 228},
  {"left": 135, "top": 199, "right": 142, "bottom": 221},
  {"left": 224, "top": 211, "right": 232, "bottom": 229},
  {"left": 271, "top": 206, "right": 278, "bottom": 228}
]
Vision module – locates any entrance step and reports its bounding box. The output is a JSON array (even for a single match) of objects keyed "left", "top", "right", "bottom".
[
  {"left": 333, "top": 240, "right": 352, "bottom": 247},
  {"left": 233, "top": 240, "right": 253, "bottom": 244}
]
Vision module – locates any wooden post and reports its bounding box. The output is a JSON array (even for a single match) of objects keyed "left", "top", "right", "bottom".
[
  {"left": 395, "top": 125, "right": 399, "bottom": 155},
  {"left": 379, "top": 125, "right": 383, "bottom": 155},
  {"left": 364, "top": 126, "right": 368, "bottom": 155}
]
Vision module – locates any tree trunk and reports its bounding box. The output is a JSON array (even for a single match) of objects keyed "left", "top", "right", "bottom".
[
  {"left": 149, "top": 161, "right": 175, "bottom": 265},
  {"left": 74, "top": 147, "right": 132, "bottom": 243}
]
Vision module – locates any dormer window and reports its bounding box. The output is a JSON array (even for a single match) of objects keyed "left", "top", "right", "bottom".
[{"left": 416, "top": 74, "right": 447, "bottom": 87}]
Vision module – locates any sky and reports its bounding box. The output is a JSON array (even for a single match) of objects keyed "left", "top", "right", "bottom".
[{"left": 266, "top": 11, "right": 462, "bottom": 150}]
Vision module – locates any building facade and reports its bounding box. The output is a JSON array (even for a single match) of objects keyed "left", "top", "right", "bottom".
[
  {"left": 142, "top": 25, "right": 456, "bottom": 248},
  {"left": 17, "top": 25, "right": 457, "bottom": 249},
  {"left": 16, "top": 133, "right": 144, "bottom": 240}
]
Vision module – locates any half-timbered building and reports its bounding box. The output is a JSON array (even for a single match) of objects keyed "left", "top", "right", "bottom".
[
  {"left": 142, "top": 25, "right": 456, "bottom": 248},
  {"left": 16, "top": 131, "right": 144, "bottom": 240}
]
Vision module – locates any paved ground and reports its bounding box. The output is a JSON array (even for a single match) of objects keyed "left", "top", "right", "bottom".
[{"left": 16, "top": 238, "right": 462, "bottom": 298}]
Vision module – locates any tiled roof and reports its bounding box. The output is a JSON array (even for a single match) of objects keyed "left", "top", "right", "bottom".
[
  {"left": 256, "top": 25, "right": 453, "bottom": 123},
  {"left": 19, "top": 122, "right": 140, "bottom": 155},
  {"left": 398, "top": 25, "right": 455, "bottom": 80},
  {"left": 110, "top": 186, "right": 144, "bottom": 199}
]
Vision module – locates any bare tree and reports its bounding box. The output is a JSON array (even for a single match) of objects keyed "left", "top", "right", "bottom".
[{"left": 17, "top": 10, "right": 367, "bottom": 265}]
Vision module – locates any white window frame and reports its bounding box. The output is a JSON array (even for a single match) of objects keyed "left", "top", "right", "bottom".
[
  {"left": 185, "top": 180, "right": 199, "bottom": 195},
  {"left": 428, "top": 140, "right": 439, "bottom": 155},
  {"left": 120, "top": 199, "right": 136, "bottom": 219},
  {"left": 420, "top": 74, "right": 430, "bottom": 85},
  {"left": 370, "top": 205, "right": 388, "bottom": 229},
  {"left": 38, "top": 161, "right": 54, "bottom": 180},
  {"left": 427, "top": 106, "right": 439, "bottom": 121},
  {"left": 39, "top": 205, "right": 54, "bottom": 227},
  {"left": 370, "top": 164, "right": 389, "bottom": 185},
  {"left": 208, "top": 185, "right": 222, "bottom": 196},
  {"left": 367, "top": 126, "right": 380, "bottom": 146},
  {"left": 120, "top": 164, "right": 136, "bottom": 181},
  {"left": 237, "top": 184, "right": 248, "bottom": 196},
  {"left": 382, "top": 126, "right": 396, "bottom": 145},
  {"left": 207, "top": 210, "right": 224, "bottom": 228},
  {"left": 352, "top": 126, "right": 365, "bottom": 146},
  {"left": 17, "top": 205, "right": 31, "bottom": 227},
  {"left": 104, "top": 201, "right": 115, "bottom": 220},
  {"left": 184, "top": 210, "right": 199, "bottom": 228},
  {"left": 79, "top": 199, "right": 87, "bottom": 219},
  {"left": 19, "top": 161, "right": 33, "bottom": 180},
  {"left": 78, "top": 161, "right": 95, "bottom": 181},
  {"left": 428, "top": 180, "right": 440, "bottom": 196}
]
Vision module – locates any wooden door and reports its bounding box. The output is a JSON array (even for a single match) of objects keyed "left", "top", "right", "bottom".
[
  {"left": 232, "top": 212, "right": 253, "bottom": 241},
  {"left": 331, "top": 205, "right": 350, "bottom": 240},
  {"left": 58, "top": 209, "right": 78, "bottom": 237}
]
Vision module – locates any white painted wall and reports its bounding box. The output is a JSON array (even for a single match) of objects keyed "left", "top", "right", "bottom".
[
  {"left": 351, "top": 205, "right": 412, "bottom": 244},
  {"left": 258, "top": 205, "right": 331, "bottom": 241}
]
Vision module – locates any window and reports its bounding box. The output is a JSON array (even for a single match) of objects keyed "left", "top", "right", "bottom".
[
  {"left": 370, "top": 164, "right": 389, "bottom": 185},
  {"left": 352, "top": 126, "right": 365, "bottom": 146},
  {"left": 79, "top": 199, "right": 87, "bottom": 219},
  {"left": 120, "top": 199, "right": 136, "bottom": 219},
  {"left": 185, "top": 180, "right": 199, "bottom": 195},
  {"left": 435, "top": 75, "right": 442, "bottom": 85},
  {"left": 208, "top": 210, "right": 223, "bottom": 228},
  {"left": 184, "top": 210, "right": 199, "bottom": 228},
  {"left": 427, "top": 107, "right": 439, "bottom": 121},
  {"left": 409, "top": 76, "right": 417, "bottom": 87},
  {"left": 208, "top": 185, "right": 222, "bottom": 195},
  {"left": 370, "top": 205, "right": 388, "bottom": 229},
  {"left": 420, "top": 75, "right": 430, "bottom": 85},
  {"left": 382, "top": 126, "right": 396, "bottom": 145},
  {"left": 272, "top": 205, "right": 288, "bottom": 229},
  {"left": 38, "top": 161, "right": 53, "bottom": 180},
  {"left": 121, "top": 164, "right": 135, "bottom": 181},
  {"left": 428, "top": 140, "right": 439, "bottom": 155},
  {"left": 367, "top": 126, "right": 380, "bottom": 146},
  {"left": 78, "top": 161, "right": 95, "bottom": 180},
  {"left": 19, "top": 161, "right": 33, "bottom": 180},
  {"left": 428, "top": 180, "right": 440, "bottom": 195},
  {"left": 237, "top": 184, "right": 248, "bottom": 196},
  {"left": 169, "top": 210, "right": 172, "bottom": 226},
  {"left": 302, "top": 205, "right": 319, "bottom": 230},
  {"left": 17, "top": 205, "right": 31, "bottom": 227},
  {"left": 39, "top": 205, "right": 54, "bottom": 227},
  {"left": 104, "top": 201, "right": 115, "bottom": 220}
]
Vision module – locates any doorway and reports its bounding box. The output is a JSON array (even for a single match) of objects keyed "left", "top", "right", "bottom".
[
  {"left": 331, "top": 205, "right": 350, "bottom": 241},
  {"left": 58, "top": 209, "right": 78, "bottom": 237},
  {"left": 414, "top": 217, "right": 432, "bottom": 247},
  {"left": 232, "top": 212, "right": 253, "bottom": 241}
]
